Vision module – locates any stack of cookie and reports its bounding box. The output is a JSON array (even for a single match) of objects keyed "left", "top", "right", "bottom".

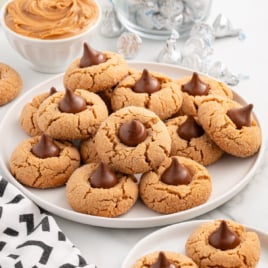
[
  {"left": 9, "top": 43, "right": 262, "bottom": 218},
  {"left": 132, "top": 219, "right": 261, "bottom": 268}
]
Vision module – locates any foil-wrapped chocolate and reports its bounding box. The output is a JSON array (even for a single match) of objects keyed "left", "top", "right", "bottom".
[
  {"left": 185, "top": 0, "right": 211, "bottom": 21},
  {"left": 117, "top": 32, "right": 142, "bottom": 59},
  {"left": 100, "top": 5, "right": 125, "bottom": 38},
  {"left": 183, "top": 37, "right": 213, "bottom": 59},
  {"left": 136, "top": 4, "right": 167, "bottom": 30},
  {"left": 181, "top": 54, "right": 203, "bottom": 71},
  {"left": 120, "top": 0, "right": 211, "bottom": 34},
  {"left": 157, "top": 30, "right": 182, "bottom": 64},
  {"left": 182, "top": 22, "right": 214, "bottom": 60},
  {"left": 212, "top": 13, "right": 243, "bottom": 39},
  {"left": 179, "top": 18, "right": 242, "bottom": 86},
  {"left": 208, "top": 61, "right": 239, "bottom": 86},
  {"left": 190, "top": 22, "right": 215, "bottom": 47}
]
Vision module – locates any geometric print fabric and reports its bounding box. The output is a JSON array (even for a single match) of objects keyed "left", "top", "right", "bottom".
[{"left": 0, "top": 176, "right": 96, "bottom": 268}]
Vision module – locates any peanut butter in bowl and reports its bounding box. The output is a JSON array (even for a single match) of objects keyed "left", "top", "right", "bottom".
[
  {"left": 4, "top": 0, "right": 100, "bottom": 39},
  {"left": 0, "top": 0, "right": 101, "bottom": 73}
]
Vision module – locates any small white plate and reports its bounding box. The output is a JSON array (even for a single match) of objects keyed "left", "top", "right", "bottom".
[
  {"left": 0, "top": 62, "right": 264, "bottom": 228},
  {"left": 121, "top": 220, "right": 268, "bottom": 268}
]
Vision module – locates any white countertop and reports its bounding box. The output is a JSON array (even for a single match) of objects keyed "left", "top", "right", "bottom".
[{"left": 1, "top": 1, "right": 268, "bottom": 267}]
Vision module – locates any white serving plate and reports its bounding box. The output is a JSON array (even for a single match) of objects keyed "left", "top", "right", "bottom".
[
  {"left": 121, "top": 220, "right": 268, "bottom": 267},
  {"left": 0, "top": 62, "right": 264, "bottom": 228}
]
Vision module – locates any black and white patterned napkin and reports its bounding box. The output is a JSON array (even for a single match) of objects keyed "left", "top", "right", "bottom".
[{"left": 0, "top": 176, "right": 96, "bottom": 268}]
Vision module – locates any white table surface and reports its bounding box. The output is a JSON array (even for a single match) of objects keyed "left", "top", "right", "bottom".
[{"left": 1, "top": 1, "right": 268, "bottom": 267}]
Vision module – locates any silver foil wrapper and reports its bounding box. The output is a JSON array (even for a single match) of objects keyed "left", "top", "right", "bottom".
[
  {"left": 100, "top": 6, "right": 125, "bottom": 38},
  {"left": 212, "top": 14, "right": 243, "bottom": 39},
  {"left": 117, "top": 32, "right": 142, "bottom": 59},
  {"left": 119, "top": 0, "right": 211, "bottom": 35},
  {"left": 179, "top": 18, "right": 243, "bottom": 86},
  {"left": 208, "top": 61, "right": 239, "bottom": 86},
  {"left": 157, "top": 30, "right": 182, "bottom": 64}
]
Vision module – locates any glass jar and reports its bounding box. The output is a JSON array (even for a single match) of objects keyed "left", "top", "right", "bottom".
[{"left": 112, "top": 0, "right": 212, "bottom": 40}]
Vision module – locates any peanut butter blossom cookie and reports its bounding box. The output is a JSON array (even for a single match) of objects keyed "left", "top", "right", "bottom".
[
  {"left": 37, "top": 88, "right": 108, "bottom": 140},
  {"left": 66, "top": 162, "right": 138, "bottom": 217},
  {"left": 197, "top": 96, "right": 261, "bottom": 157},
  {"left": 20, "top": 87, "right": 57, "bottom": 136},
  {"left": 166, "top": 115, "right": 224, "bottom": 165},
  {"left": 0, "top": 62, "right": 22, "bottom": 106},
  {"left": 9, "top": 134, "right": 80, "bottom": 189},
  {"left": 186, "top": 219, "right": 261, "bottom": 268},
  {"left": 64, "top": 43, "right": 129, "bottom": 93},
  {"left": 95, "top": 106, "right": 171, "bottom": 174},
  {"left": 132, "top": 251, "right": 198, "bottom": 268},
  {"left": 111, "top": 68, "right": 183, "bottom": 120},
  {"left": 139, "top": 156, "right": 212, "bottom": 214},
  {"left": 176, "top": 72, "right": 233, "bottom": 116}
]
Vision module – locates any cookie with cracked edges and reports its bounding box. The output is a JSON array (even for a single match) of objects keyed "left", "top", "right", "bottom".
[
  {"left": 111, "top": 69, "right": 183, "bottom": 120},
  {"left": 166, "top": 115, "right": 224, "bottom": 166},
  {"left": 95, "top": 106, "right": 171, "bottom": 174},
  {"left": 132, "top": 251, "right": 198, "bottom": 268},
  {"left": 66, "top": 163, "right": 138, "bottom": 217},
  {"left": 197, "top": 95, "right": 261, "bottom": 157},
  {"left": 185, "top": 219, "right": 261, "bottom": 268},
  {"left": 63, "top": 51, "right": 129, "bottom": 93},
  {"left": 9, "top": 135, "right": 80, "bottom": 189},
  {"left": 97, "top": 68, "right": 137, "bottom": 115},
  {"left": 139, "top": 156, "right": 212, "bottom": 214},
  {"left": 0, "top": 62, "right": 22, "bottom": 106},
  {"left": 37, "top": 89, "right": 108, "bottom": 140},
  {"left": 176, "top": 72, "right": 233, "bottom": 117},
  {"left": 20, "top": 91, "right": 49, "bottom": 137},
  {"left": 20, "top": 87, "right": 58, "bottom": 137}
]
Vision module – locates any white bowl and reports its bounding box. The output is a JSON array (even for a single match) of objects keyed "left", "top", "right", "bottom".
[{"left": 0, "top": 0, "right": 101, "bottom": 73}]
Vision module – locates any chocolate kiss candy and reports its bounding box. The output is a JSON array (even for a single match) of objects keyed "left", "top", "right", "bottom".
[
  {"left": 90, "top": 162, "right": 118, "bottom": 189},
  {"left": 150, "top": 252, "right": 176, "bottom": 268},
  {"left": 209, "top": 220, "right": 240, "bottom": 250},
  {"left": 118, "top": 119, "right": 148, "bottom": 147},
  {"left": 161, "top": 158, "right": 192, "bottom": 186},
  {"left": 227, "top": 104, "right": 253, "bottom": 129},
  {"left": 178, "top": 116, "right": 204, "bottom": 140},
  {"left": 133, "top": 69, "right": 161, "bottom": 94},
  {"left": 181, "top": 72, "right": 210, "bottom": 96},
  {"left": 59, "top": 88, "right": 87, "bottom": 113},
  {"left": 79, "top": 43, "right": 106, "bottom": 68},
  {"left": 31, "top": 134, "right": 60, "bottom": 159},
  {"left": 49, "top": 86, "right": 57, "bottom": 95}
]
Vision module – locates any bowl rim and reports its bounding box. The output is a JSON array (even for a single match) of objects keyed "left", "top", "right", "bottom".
[{"left": 0, "top": 0, "right": 101, "bottom": 43}]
